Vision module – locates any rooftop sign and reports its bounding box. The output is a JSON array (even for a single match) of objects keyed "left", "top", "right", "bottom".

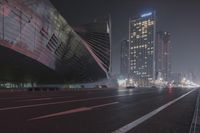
[{"left": 141, "top": 12, "right": 152, "bottom": 18}]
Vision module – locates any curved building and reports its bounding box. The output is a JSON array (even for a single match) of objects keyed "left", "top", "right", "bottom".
[{"left": 0, "top": 0, "right": 111, "bottom": 84}]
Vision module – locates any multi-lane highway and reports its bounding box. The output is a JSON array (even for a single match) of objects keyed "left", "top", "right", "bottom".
[{"left": 0, "top": 87, "right": 198, "bottom": 133}]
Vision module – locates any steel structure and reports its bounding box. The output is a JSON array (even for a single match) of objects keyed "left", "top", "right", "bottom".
[{"left": 0, "top": 0, "right": 110, "bottom": 84}]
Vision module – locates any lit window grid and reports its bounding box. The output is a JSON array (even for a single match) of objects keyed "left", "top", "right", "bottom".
[{"left": 129, "top": 16, "right": 155, "bottom": 80}]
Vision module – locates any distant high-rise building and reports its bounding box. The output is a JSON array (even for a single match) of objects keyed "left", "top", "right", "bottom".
[
  {"left": 171, "top": 72, "right": 182, "bottom": 83},
  {"left": 155, "top": 31, "right": 171, "bottom": 81},
  {"left": 129, "top": 12, "right": 156, "bottom": 86},
  {"left": 120, "top": 40, "right": 129, "bottom": 78}
]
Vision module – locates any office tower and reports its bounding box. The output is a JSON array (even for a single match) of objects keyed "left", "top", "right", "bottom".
[
  {"left": 129, "top": 12, "right": 156, "bottom": 86},
  {"left": 155, "top": 31, "right": 171, "bottom": 81}
]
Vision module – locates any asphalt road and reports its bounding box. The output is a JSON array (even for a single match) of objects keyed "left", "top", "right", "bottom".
[{"left": 0, "top": 87, "right": 198, "bottom": 133}]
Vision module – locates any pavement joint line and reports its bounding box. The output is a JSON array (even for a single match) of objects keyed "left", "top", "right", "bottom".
[
  {"left": 0, "top": 94, "right": 133, "bottom": 111},
  {"left": 28, "top": 102, "right": 119, "bottom": 121},
  {"left": 0, "top": 96, "right": 50, "bottom": 100},
  {"left": 0, "top": 96, "right": 69, "bottom": 101},
  {"left": 16, "top": 96, "right": 71, "bottom": 102},
  {"left": 17, "top": 98, "right": 53, "bottom": 102},
  {"left": 112, "top": 89, "right": 196, "bottom": 133}
]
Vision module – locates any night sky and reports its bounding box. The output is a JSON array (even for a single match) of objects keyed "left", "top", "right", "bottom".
[{"left": 50, "top": 0, "right": 200, "bottom": 78}]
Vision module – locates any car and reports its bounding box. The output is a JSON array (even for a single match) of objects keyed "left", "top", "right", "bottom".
[{"left": 126, "top": 86, "right": 136, "bottom": 89}]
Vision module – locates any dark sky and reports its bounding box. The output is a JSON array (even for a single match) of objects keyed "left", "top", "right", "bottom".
[{"left": 50, "top": 0, "right": 200, "bottom": 77}]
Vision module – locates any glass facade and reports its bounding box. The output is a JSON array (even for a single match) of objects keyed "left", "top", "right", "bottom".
[{"left": 129, "top": 12, "right": 156, "bottom": 86}]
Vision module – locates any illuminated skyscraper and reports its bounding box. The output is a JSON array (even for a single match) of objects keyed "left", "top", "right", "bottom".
[
  {"left": 155, "top": 31, "right": 171, "bottom": 81},
  {"left": 129, "top": 12, "right": 156, "bottom": 86}
]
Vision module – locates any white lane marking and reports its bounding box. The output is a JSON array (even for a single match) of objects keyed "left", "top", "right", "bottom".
[
  {"left": 0, "top": 94, "right": 132, "bottom": 111},
  {"left": 29, "top": 102, "right": 119, "bottom": 121},
  {"left": 0, "top": 90, "right": 158, "bottom": 111},
  {"left": 112, "top": 89, "right": 196, "bottom": 133}
]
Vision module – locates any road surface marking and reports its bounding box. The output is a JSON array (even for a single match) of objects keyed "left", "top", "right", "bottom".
[
  {"left": 29, "top": 102, "right": 118, "bottom": 121},
  {"left": 0, "top": 94, "right": 132, "bottom": 111},
  {"left": 112, "top": 89, "right": 196, "bottom": 133},
  {"left": 0, "top": 90, "right": 159, "bottom": 111}
]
